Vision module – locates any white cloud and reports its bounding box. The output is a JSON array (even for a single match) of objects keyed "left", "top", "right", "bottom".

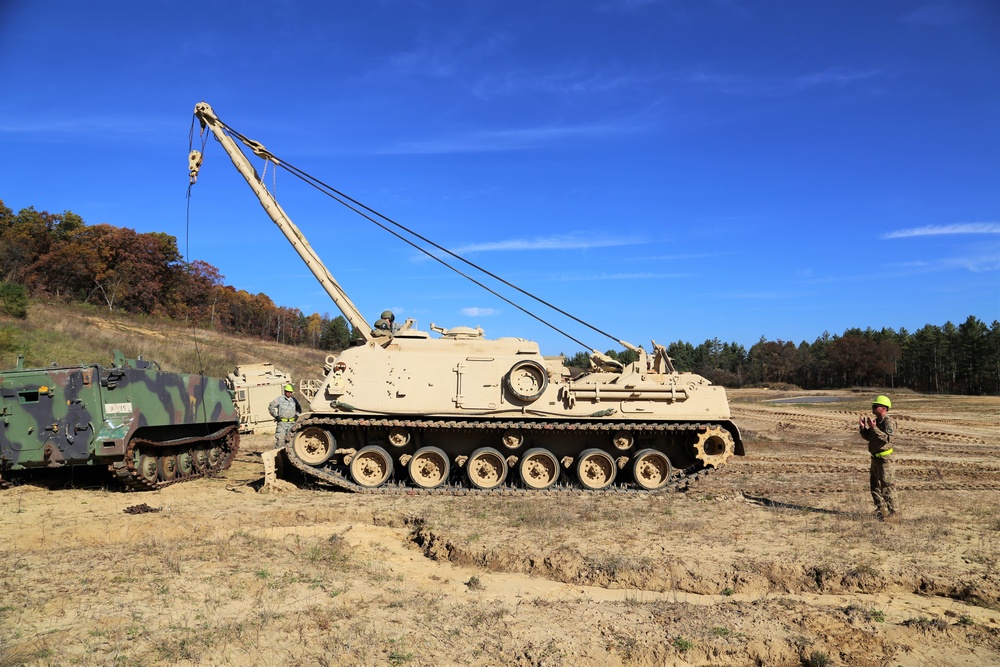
[
  {"left": 882, "top": 223, "right": 1000, "bottom": 239},
  {"left": 462, "top": 307, "right": 497, "bottom": 317},
  {"left": 451, "top": 234, "right": 643, "bottom": 253}
]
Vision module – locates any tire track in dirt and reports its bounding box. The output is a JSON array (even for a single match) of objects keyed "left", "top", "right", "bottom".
[{"left": 733, "top": 405, "right": 992, "bottom": 445}]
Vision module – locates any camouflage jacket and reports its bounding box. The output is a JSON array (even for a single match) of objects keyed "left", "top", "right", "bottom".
[
  {"left": 267, "top": 394, "right": 301, "bottom": 421},
  {"left": 860, "top": 414, "right": 896, "bottom": 457}
]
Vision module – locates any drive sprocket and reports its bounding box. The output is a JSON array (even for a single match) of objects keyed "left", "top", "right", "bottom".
[{"left": 692, "top": 425, "right": 735, "bottom": 468}]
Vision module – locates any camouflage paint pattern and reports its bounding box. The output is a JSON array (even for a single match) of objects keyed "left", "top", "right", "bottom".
[{"left": 1, "top": 351, "right": 238, "bottom": 472}]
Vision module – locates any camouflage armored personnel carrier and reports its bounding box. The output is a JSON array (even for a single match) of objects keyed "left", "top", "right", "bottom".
[
  {"left": 191, "top": 102, "right": 743, "bottom": 494},
  {"left": 0, "top": 351, "right": 240, "bottom": 490}
]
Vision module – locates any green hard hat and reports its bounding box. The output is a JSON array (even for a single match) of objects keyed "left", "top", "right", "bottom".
[
  {"left": 872, "top": 395, "right": 891, "bottom": 409},
  {"left": 380, "top": 310, "right": 394, "bottom": 320},
  {"left": 283, "top": 384, "right": 294, "bottom": 392}
]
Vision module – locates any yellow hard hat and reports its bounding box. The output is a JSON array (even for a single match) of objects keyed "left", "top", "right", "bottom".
[
  {"left": 283, "top": 384, "right": 294, "bottom": 392},
  {"left": 872, "top": 395, "right": 891, "bottom": 409}
]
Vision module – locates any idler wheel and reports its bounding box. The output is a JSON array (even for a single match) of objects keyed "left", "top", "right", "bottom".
[
  {"left": 631, "top": 449, "right": 673, "bottom": 490},
  {"left": 293, "top": 426, "right": 335, "bottom": 466},
  {"left": 349, "top": 445, "right": 393, "bottom": 488},
  {"left": 408, "top": 446, "right": 450, "bottom": 489},
  {"left": 692, "top": 426, "right": 735, "bottom": 468},
  {"left": 466, "top": 447, "right": 508, "bottom": 490},
  {"left": 518, "top": 448, "right": 559, "bottom": 490},
  {"left": 575, "top": 448, "right": 616, "bottom": 490}
]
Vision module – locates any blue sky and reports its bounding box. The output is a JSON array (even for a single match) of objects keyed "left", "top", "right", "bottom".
[{"left": 2, "top": 1, "right": 998, "bottom": 356}]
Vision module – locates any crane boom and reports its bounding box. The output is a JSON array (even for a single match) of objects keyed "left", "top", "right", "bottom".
[{"left": 191, "top": 101, "right": 375, "bottom": 343}]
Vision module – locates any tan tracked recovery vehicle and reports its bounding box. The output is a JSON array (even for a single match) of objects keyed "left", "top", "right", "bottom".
[{"left": 190, "top": 101, "right": 743, "bottom": 494}]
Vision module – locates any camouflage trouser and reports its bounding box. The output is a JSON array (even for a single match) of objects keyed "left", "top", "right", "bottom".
[
  {"left": 870, "top": 456, "right": 897, "bottom": 516},
  {"left": 275, "top": 421, "right": 295, "bottom": 448}
]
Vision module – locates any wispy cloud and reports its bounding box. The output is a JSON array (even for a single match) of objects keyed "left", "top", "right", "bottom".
[
  {"left": 901, "top": 5, "right": 968, "bottom": 26},
  {"left": 0, "top": 118, "right": 140, "bottom": 134},
  {"left": 882, "top": 223, "right": 1000, "bottom": 239},
  {"left": 717, "top": 289, "right": 811, "bottom": 300},
  {"left": 596, "top": 0, "right": 664, "bottom": 13},
  {"left": 550, "top": 272, "right": 688, "bottom": 281},
  {"left": 671, "top": 67, "right": 883, "bottom": 96},
  {"left": 384, "top": 120, "right": 645, "bottom": 154},
  {"left": 798, "top": 250, "right": 1000, "bottom": 284},
  {"left": 940, "top": 253, "right": 1000, "bottom": 273},
  {"left": 473, "top": 68, "right": 661, "bottom": 99},
  {"left": 451, "top": 234, "right": 643, "bottom": 253},
  {"left": 0, "top": 115, "right": 174, "bottom": 138},
  {"left": 462, "top": 307, "right": 497, "bottom": 317},
  {"left": 641, "top": 251, "right": 726, "bottom": 261},
  {"left": 388, "top": 30, "right": 512, "bottom": 79}
]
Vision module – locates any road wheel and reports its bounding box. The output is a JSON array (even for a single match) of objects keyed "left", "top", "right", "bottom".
[
  {"left": 575, "top": 448, "right": 616, "bottom": 490},
  {"left": 408, "top": 446, "right": 450, "bottom": 489},
  {"left": 137, "top": 454, "right": 158, "bottom": 484},
  {"left": 293, "top": 426, "right": 335, "bottom": 466},
  {"left": 350, "top": 445, "right": 393, "bottom": 488},
  {"left": 207, "top": 445, "right": 222, "bottom": 469},
  {"left": 466, "top": 447, "right": 507, "bottom": 490},
  {"left": 177, "top": 451, "right": 194, "bottom": 477},
  {"left": 191, "top": 448, "right": 209, "bottom": 472},
  {"left": 157, "top": 454, "right": 178, "bottom": 482},
  {"left": 518, "top": 448, "right": 559, "bottom": 490},
  {"left": 631, "top": 449, "right": 672, "bottom": 490}
]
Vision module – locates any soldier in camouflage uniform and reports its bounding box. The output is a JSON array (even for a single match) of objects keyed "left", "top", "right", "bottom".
[
  {"left": 372, "top": 310, "right": 396, "bottom": 338},
  {"left": 859, "top": 395, "right": 898, "bottom": 519},
  {"left": 268, "top": 383, "right": 301, "bottom": 447}
]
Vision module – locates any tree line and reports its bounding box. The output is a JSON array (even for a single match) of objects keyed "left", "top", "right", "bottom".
[
  {"left": 570, "top": 316, "right": 1000, "bottom": 396},
  {"left": 2, "top": 201, "right": 997, "bottom": 394},
  {"left": 0, "top": 201, "right": 356, "bottom": 350}
]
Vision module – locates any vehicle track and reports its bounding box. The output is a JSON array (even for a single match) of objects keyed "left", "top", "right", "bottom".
[
  {"left": 283, "top": 417, "right": 723, "bottom": 494},
  {"left": 111, "top": 425, "right": 240, "bottom": 490}
]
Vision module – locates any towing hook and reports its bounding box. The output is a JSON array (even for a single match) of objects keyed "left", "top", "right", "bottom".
[{"left": 189, "top": 150, "right": 203, "bottom": 184}]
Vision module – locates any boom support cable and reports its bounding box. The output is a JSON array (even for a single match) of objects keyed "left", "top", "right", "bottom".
[
  {"left": 211, "top": 118, "right": 631, "bottom": 353},
  {"left": 184, "top": 116, "right": 212, "bottom": 374}
]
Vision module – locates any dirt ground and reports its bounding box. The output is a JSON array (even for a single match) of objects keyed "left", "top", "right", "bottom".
[{"left": 2, "top": 390, "right": 998, "bottom": 667}]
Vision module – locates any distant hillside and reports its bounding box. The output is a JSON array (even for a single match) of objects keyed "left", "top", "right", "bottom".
[
  {"left": 0, "top": 300, "right": 330, "bottom": 384},
  {"left": 0, "top": 201, "right": 355, "bottom": 352}
]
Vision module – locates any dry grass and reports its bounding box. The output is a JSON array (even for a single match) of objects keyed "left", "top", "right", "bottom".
[{"left": 0, "top": 301, "right": 328, "bottom": 383}]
